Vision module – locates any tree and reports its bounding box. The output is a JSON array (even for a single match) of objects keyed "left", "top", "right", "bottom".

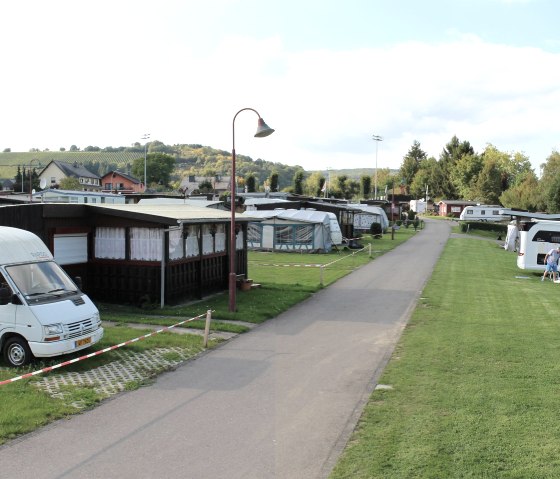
[
  {"left": 131, "top": 153, "right": 175, "bottom": 187},
  {"left": 293, "top": 170, "right": 305, "bottom": 195},
  {"left": 473, "top": 159, "right": 502, "bottom": 204},
  {"left": 451, "top": 153, "right": 483, "bottom": 200},
  {"left": 409, "top": 166, "right": 431, "bottom": 199},
  {"left": 330, "top": 175, "right": 348, "bottom": 199},
  {"left": 59, "top": 177, "right": 81, "bottom": 190},
  {"left": 303, "top": 172, "right": 325, "bottom": 197},
  {"left": 69, "top": 145, "right": 79, "bottom": 151},
  {"left": 399, "top": 141, "right": 427, "bottom": 194},
  {"left": 500, "top": 171, "right": 541, "bottom": 211},
  {"left": 360, "top": 175, "right": 371, "bottom": 199},
  {"left": 439, "top": 136, "right": 474, "bottom": 198},
  {"left": 197, "top": 180, "right": 213, "bottom": 193},
  {"left": 537, "top": 150, "right": 560, "bottom": 213},
  {"left": 347, "top": 179, "right": 360, "bottom": 200},
  {"left": 3, "top": 148, "right": 11, "bottom": 153},
  {"left": 269, "top": 172, "right": 279, "bottom": 192},
  {"left": 246, "top": 174, "right": 256, "bottom": 193}
]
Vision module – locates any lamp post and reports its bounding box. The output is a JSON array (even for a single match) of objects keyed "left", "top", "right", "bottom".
[
  {"left": 372, "top": 134, "right": 383, "bottom": 199},
  {"left": 141, "top": 133, "right": 150, "bottom": 191},
  {"left": 229, "top": 108, "right": 274, "bottom": 312}
]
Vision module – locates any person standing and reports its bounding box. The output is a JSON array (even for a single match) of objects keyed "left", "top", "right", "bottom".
[{"left": 542, "top": 246, "right": 560, "bottom": 281}]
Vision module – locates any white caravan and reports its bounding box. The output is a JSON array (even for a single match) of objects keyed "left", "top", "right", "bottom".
[
  {"left": 459, "top": 205, "right": 504, "bottom": 222},
  {"left": 0, "top": 227, "right": 103, "bottom": 367},
  {"left": 516, "top": 220, "right": 560, "bottom": 271}
]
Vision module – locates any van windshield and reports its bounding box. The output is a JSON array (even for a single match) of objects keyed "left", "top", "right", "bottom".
[{"left": 5, "top": 261, "right": 78, "bottom": 299}]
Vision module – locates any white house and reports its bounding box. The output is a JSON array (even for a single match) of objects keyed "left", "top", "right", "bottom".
[{"left": 39, "top": 160, "right": 101, "bottom": 191}]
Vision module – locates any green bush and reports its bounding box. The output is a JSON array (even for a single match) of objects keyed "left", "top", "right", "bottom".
[{"left": 370, "top": 222, "right": 382, "bottom": 236}]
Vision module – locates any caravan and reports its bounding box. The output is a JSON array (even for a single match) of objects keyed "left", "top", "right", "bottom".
[
  {"left": 459, "top": 205, "right": 504, "bottom": 222},
  {"left": 516, "top": 220, "right": 560, "bottom": 271}
]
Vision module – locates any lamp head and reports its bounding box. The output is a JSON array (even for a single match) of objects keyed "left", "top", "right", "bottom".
[{"left": 254, "top": 118, "right": 275, "bottom": 138}]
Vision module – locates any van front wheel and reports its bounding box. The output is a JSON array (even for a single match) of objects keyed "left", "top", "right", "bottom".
[{"left": 4, "top": 337, "right": 33, "bottom": 367}]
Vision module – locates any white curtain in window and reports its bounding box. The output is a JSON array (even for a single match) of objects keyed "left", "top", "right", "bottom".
[
  {"left": 236, "top": 228, "right": 244, "bottom": 250},
  {"left": 169, "top": 229, "right": 184, "bottom": 260},
  {"left": 202, "top": 224, "right": 214, "bottom": 255},
  {"left": 215, "top": 224, "right": 226, "bottom": 252},
  {"left": 95, "top": 227, "right": 126, "bottom": 259},
  {"left": 131, "top": 227, "right": 162, "bottom": 260},
  {"left": 186, "top": 226, "right": 199, "bottom": 257}
]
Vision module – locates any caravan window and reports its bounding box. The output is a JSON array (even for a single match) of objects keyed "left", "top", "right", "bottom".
[
  {"left": 275, "top": 226, "right": 293, "bottom": 245},
  {"left": 532, "top": 230, "right": 560, "bottom": 243},
  {"left": 295, "top": 225, "right": 313, "bottom": 245}
]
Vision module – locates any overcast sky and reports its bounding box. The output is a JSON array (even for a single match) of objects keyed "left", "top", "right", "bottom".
[{"left": 2, "top": 0, "right": 559, "bottom": 175}]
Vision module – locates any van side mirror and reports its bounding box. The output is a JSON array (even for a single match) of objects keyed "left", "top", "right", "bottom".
[
  {"left": 73, "top": 276, "right": 83, "bottom": 290},
  {"left": 0, "top": 287, "right": 12, "bottom": 305}
]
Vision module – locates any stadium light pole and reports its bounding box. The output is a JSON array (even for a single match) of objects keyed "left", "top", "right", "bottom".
[
  {"left": 229, "top": 108, "right": 274, "bottom": 312},
  {"left": 141, "top": 133, "right": 150, "bottom": 191},
  {"left": 372, "top": 134, "right": 383, "bottom": 199}
]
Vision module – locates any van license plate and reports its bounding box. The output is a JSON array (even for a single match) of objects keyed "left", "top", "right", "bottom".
[{"left": 75, "top": 337, "right": 91, "bottom": 348}]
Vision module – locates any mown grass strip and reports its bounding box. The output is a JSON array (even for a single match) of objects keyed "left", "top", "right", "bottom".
[{"left": 330, "top": 234, "right": 560, "bottom": 478}]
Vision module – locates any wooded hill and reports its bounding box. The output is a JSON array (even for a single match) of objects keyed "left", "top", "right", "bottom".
[{"left": 0, "top": 144, "right": 366, "bottom": 191}]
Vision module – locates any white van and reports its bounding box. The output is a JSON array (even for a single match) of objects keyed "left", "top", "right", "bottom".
[
  {"left": 516, "top": 220, "right": 560, "bottom": 271},
  {"left": 459, "top": 205, "right": 504, "bottom": 222},
  {"left": 0, "top": 227, "right": 103, "bottom": 367}
]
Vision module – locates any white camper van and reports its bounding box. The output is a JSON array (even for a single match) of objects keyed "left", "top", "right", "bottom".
[
  {"left": 459, "top": 205, "right": 504, "bottom": 222},
  {"left": 516, "top": 220, "right": 560, "bottom": 271},
  {"left": 0, "top": 227, "right": 103, "bottom": 367}
]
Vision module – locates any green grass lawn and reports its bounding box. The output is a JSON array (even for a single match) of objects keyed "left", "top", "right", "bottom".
[{"left": 330, "top": 234, "right": 560, "bottom": 478}]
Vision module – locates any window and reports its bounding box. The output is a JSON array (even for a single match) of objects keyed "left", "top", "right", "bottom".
[
  {"left": 533, "top": 230, "right": 560, "bottom": 243},
  {"left": 202, "top": 225, "right": 215, "bottom": 254},
  {"left": 169, "top": 229, "right": 184, "bottom": 260},
  {"left": 275, "top": 226, "right": 293, "bottom": 245},
  {"left": 215, "top": 224, "right": 226, "bottom": 252},
  {"left": 247, "top": 224, "right": 261, "bottom": 247},
  {"left": 481, "top": 210, "right": 486, "bottom": 215},
  {"left": 236, "top": 228, "right": 244, "bottom": 250},
  {"left": 130, "top": 228, "right": 162, "bottom": 260},
  {"left": 295, "top": 225, "right": 313, "bottom": 246},
  {"left": 50, "top": 177, "right": 56, "bottom": 184},
  {"left": 466, "top": 210, "right": 473, "bottom": 215},
  {"left": 95, "top": 227, "right": 126, "bottom": 259},
  {"left": 186, "top": 226, "right": 200, "bottom": 257}
]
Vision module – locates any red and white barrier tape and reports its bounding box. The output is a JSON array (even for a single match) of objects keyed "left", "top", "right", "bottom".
[
  {"left": 249, "top": 263, "right": 323, "bottom": 268},
  {"left": 0, "top": 312, "right": 208, "bottom": 387}
]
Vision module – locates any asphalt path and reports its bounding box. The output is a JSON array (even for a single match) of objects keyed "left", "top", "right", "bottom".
[{"left": 0, "top": 219, "right": 451, "bottom": 479}]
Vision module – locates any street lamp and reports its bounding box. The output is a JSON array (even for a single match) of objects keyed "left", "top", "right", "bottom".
[
  {"left": 229, "top": 108, "right": 274, "bottom": 312},
  {"left": 372, "top": 134, "right": 383, "bottom": 199},
  {"left": 141, "top": 133, "right": 150, "bottom": 191}
]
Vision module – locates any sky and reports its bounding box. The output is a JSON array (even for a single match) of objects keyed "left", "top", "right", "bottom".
[{"left": 2, "top": 0, "right": 560, "bottom": 176}]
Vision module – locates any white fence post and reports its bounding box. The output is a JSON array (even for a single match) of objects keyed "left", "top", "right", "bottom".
[{"left": 203, "top": 310, "right": 212, "bottom": 348}]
